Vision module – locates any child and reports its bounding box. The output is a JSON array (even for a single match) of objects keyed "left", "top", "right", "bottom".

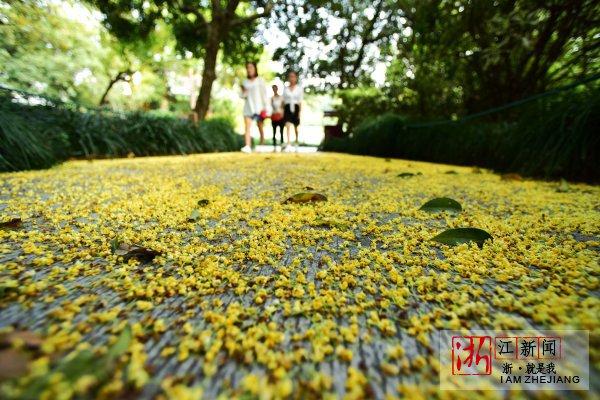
[{"left": 271, "top": 85, "right": 285, "bottom": 149}]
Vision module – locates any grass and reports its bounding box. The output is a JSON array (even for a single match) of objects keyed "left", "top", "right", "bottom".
[
  {"left": 0, "top": 90, "right": 243, "bottom": 172},
  {"left": 0, "top": 153, "right": 598, "bottom": 398},
  {"left": 321, "top": 87, "right": 600, "bottom": 182}
]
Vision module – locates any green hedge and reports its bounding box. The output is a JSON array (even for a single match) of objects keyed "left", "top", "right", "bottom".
[
  {"left": 336, "top": 87, "right": 393, "bottom": 134},
  {"left": 0, "top": 91, "right": 243, "bottom": 172},
  {"left": 321, "top": 88, "right": 600, "bottom": 182}
]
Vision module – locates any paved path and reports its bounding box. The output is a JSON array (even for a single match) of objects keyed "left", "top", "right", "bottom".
[
  {"left": 253, "top": 145, "right": 318, "bottom": 153},
  {"left": 0, "top": 152, "right": 598, "bottom": 399}
]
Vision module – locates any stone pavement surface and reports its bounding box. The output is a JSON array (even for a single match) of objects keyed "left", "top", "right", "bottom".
[
  {"left": 253, "top": 145, "right": 318, "bottom": 154},
  {"left": 0, "top": 152, "right": 598, "bottom": 399}
]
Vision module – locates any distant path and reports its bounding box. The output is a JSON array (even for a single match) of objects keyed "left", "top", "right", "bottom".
[
  {"left": 0, "top": 153, "right": 598, "bottom": 399},
  {"left": 253, "top": 145, "right": 318, "bottom": 153}
]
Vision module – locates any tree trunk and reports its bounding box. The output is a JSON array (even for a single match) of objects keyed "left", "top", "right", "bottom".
[
  {"left": 192, "top": 1, "right": 271, "bottom": 120},
  {"left": 194, "top": 26, "right": 220, "bottom": 121},
  {"left": 99, "top": 71, "right": 129, "bottom": 106},
  {"left": 99, "top": 78, "right": 119, "bottom": 106}
]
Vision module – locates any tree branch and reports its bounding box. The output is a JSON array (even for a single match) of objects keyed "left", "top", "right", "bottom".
[
  {"left": 350, "top": 0, "right": 386, "bottom": 78},
  {"left": 99, "top": 69, "right": 133, "bottom": 105},
  {"left": 224, "top": 0, "right": 241, "bottom": 16},
  {"left": 230, "top": 1, "right": 273, "bottom": 27},
  {"left": 364, "top": 29, "right": 392, "bottom": 45}
]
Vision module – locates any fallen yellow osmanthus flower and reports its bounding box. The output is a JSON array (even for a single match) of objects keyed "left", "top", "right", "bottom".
[{"left": 0, "top": 152, "right": 597, "bottom": 398}]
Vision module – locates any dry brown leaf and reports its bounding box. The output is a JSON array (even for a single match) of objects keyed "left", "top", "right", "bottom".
[
  {"left": 114, "top": 244, "right": 161, "bottom": 262},
  {"left": 0, "top": 349, "right": 29, "bottom": 379},
  {"left": 283, "top": 192, "right": 328, "bottom": 204},
  {"left": 0, "top": 218, "right": 22, "bottom": 229},
  {"left": 0, "top": 331, "right": 43, "bottom": 350},
  {"left": 501, "top": 173, "right": 523, "bottom": 181}
]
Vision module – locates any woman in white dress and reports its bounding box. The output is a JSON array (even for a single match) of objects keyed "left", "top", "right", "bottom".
[
  {"left": 282, "top": 71, "right": 303, "bottom": 152},
  {"left": 240, "top": 62, "right": 268, "bottom": 153}
]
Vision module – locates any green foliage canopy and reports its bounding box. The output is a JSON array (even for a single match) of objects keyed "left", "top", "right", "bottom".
[
  {"left": 385, "top": 0, "right": 600, "bottom": 116},
  {"left": 89, "top": 0, "right": 272, "bottom": 119},
  {"left": 272, "top": 0, "right": 403, "bottom": 89},
  {"left": 0, "top": 0, "right": 109, "bottom": 105},
  {"left": 0, "top": 0, "right": 195, "bottom": 110},
  {"left": 274, "top": 0, "right": 599, "bottom": 118}
]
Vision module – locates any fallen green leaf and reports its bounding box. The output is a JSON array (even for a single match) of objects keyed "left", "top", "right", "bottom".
[
  {"left": 313, "top": 217, "right": 348, "bottom": 229},
  {"left": 556, "top": 179, "right": 570, "bottom": 193},
  {"left": 0, "top": 280, "right": 18, "bottom": 299},
  {"left": 20, "top": 326, "right": 132, "bottom": 398},
  {"left": 419, "top": 197, "right": 462, "bottom": 213},
  {"left": 109, "top": 237, "right": 121, "bottom": 253},
  {"left": 57, "top": 350, "right": 98, "bottom": 382},
  {"left": 431, "top": 228, "right": 492, "bottom": 248},
  {"left": 106, "top": 325, "right": 132, "bottom": 359},
  {"left": 188, "top": 209, "right": 201, "bottom": 222},
  {"left": 397, "top": 172, "right": 420, "bottom": 178}
]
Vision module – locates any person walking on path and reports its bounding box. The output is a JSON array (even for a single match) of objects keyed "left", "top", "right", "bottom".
[
  {"left": 240, "top": 62, "right": 268, "bottom": 153},
  {"left": 270, "top": 84, "right": 285, "bottom": 150},
  {"left": 282, "top": 71, "right": 303, "bottom": 152}
]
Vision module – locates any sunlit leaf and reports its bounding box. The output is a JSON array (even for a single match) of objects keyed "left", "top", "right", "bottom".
[{"left": 188, "top": 209, "right": 201, "bottom": 222}]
